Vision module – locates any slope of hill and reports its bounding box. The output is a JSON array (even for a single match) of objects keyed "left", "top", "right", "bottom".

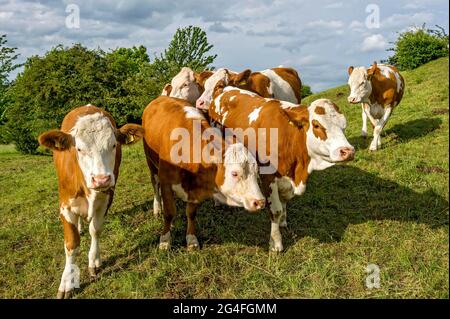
[{"left": 0, "top": 58, "right": 448, "bottom": 298}]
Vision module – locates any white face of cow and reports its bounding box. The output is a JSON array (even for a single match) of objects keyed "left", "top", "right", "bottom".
[
  {"left": 196, "top": 68, "right": 229, "bottom": 110},
  {"left": 347, "top": 66, "right": 372, "bottom": 104},
  {"left": 168, "top": 67, "right": 201, "bottom": 104},
  {"left": 215, "top": 143, "right": 265, "bottom": 212},
  {"left": 306, "top": 99, "right": 355, "bottom": 170},
  {"left": 71, "top": 113, "right": 118, "bottom": 190}
]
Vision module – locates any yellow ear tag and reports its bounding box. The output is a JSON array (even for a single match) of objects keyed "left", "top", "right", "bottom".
[
  {"left": 239, "top": 80, "right": 247, "bottom": 86},
  {"left": 289, "top": 121, "right": 295, "bottom": 126},
  {"left": 126, "top": 134, "right": 135, "bottom": 144},
  {"left": 54, "top": 141, "right": 62, "bottom": 149}
]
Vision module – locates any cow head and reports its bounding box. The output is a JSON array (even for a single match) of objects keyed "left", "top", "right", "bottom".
[
  {"left": 162, "top": 67, "right": 214, "bottom": 104},
  {"left": 39, "top": 112, "right": 144, "bottom": 190},
  {"left": 284, "top": 99, "right": 354, "bottom": 171},
  {"left": 196, "top": 68, "right": 252, "bottom": 110},
  {"left": 214, "top": 143, "right": 265, "bottom": 212},
  {"left": 347, "top": 62, "right": 378, "bottom": 104}
]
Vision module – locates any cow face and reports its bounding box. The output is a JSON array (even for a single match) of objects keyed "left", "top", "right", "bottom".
[
  {"left": 214, "top": 143, "right": 265, "bottom": 212},
  {"left": 347, "top": 65, "right": 373, "bottom": 104},
  {"left": 165, "top": 67, "right": 201, "bottom": 104},
  {"left": 302, "top": 99, "right": 354, "bottom": 170},
  {"left": 39, "top": 112, "right": 144, "bottom": 190},
  {"left": 196, "top": 68, "right": 251, "bottom": 110}
]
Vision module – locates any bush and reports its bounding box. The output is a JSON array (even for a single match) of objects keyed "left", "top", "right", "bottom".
[
  {"left": 386, "top": 25, "right": 449, "bottom": 70},
  {"left": 301, "top": 85, "right": 313, "bottom": 99},
  {"left": 9, "top": 125, "right": 39, "bottom": 154}
]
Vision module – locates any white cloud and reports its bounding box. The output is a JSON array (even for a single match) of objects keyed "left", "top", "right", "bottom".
[
  {"left": 361, "top": 34, "right": 388, "bottom": 52},
  {"left": 307, "top": 19, "right": 344, "bottom": 29},
  {"left": 324, "top": 2, "right": 343, "bottom": 9}
]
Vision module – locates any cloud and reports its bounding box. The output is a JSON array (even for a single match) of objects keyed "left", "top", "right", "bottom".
[
  {"left": 208, "top": 22, "right": 233, "bottom": 33},
  {"left": 361, "top": 34, "right": 387, "bottom": 52},
  {"left": 307, "top": 19, "right": 345, "bottom": 29},
  {"left": 324, "top": 2, "right": 343, "bottom": 9}
]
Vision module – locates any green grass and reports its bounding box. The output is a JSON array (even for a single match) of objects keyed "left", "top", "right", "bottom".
[{"left": 0, "top": 58, "right": 448, "bottom": 298}]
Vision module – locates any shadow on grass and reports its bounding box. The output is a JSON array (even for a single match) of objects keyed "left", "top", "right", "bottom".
[{"left": 348, "top": 117, "right": 443, "bottom": 151}]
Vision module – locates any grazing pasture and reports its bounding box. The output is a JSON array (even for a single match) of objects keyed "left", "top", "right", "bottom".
[{"left": 0, "top": 57, "right": 448, "bottom": 298}]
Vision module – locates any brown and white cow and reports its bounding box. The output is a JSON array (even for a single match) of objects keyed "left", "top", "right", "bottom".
[
  {"left": 38, "top": 105, "right": 144, "bottom": 299},
  {"left": 347, "top": 62, "right": 405, "bottom": 151},
  {"left": 142, "top": 96, "right": 265, "bottom": 251},
  {"left": 200, "top": 77, "right": 354, "bottom": 252},
  {"left": 195, "top": 67, "right": 302, "bottom": 110},
  {"left": 161, "top": 67, "right": 214, "bottom": 104}
]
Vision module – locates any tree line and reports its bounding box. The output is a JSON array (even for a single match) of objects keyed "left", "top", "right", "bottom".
[{"left": 0, "top": 24, "right": 447, "bottom": 154}]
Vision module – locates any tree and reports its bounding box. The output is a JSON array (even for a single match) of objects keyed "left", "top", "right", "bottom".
[
  {"left": 301, "top": 84, "right": 313, "bottom": 99},
  {"left": 386, "top": 24, "right": 449, "bottom": 70},
  {"left": 0, "top": 34, "right": 22, "bottom": 133},
  {"left": 152, "top": 26, "right": 217, "bottom": 85}
]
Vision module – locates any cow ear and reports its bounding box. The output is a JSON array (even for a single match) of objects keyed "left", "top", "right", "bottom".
[
  {"left": 282, "top": 107, "right": 309, "bottom": 129},
  {"left": 194, "top": 70, "right": 214, "bottom": 88},
  {"left": 161, "top": 84, "right": 172, "bottom": 96},
  {"left": 117, "top": 124, "right": 145, "bottom": 145},
  {"left": 367, "top": 61, "right": 378, "bottom": 77},
  {"left": 348, "top": 66, "right": 354, "bottom": 75},
  {"left": 38, "top": 130, "right": 73, "bottom": 151},
  {"left": 229, "top": 69, "right": 252, "bottom": 86}
]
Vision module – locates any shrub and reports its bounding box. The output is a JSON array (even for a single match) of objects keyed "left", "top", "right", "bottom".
[{"left": 386, "top": 25, "right": 449, "bottom": 70}]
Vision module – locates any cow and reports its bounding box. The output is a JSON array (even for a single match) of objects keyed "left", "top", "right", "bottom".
[
  {"left": 161, "top": 67, "right": 214, "bottom": 104},
  {"left": 38, "top": 105, "right": 144, "bottom": 299},
  {"left": 198, "top": 76, "right": 354, "bottom": 252},
  {"left": 163, "top": 67, "right": 302, "bottom": 108},
  {"left": 347, "top": 62, "right": 405, "bottom": 151},
  {"left": 142, "top": 96, "right": 266, "bottom": 251}
]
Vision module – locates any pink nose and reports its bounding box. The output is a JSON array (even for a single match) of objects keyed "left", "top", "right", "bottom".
[
  {"left": 92, "top": 174, "right": 111, "bottom": 188},
  {"left": 196, "top": 99, "right": 206, "bottom": 109},
  {"left": 251, "top": 199, "right": 266, "bottom": 211},
  {"left": 339, "top": 147, "right": 355, "bottom": 161},
  {"left": 348, "top": 97, "right": 357, "bottom": 103}
]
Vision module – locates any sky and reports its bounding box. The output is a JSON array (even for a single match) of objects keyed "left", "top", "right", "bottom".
[{"left": 0, "top": 0, "right": 448, "bottom": 92}]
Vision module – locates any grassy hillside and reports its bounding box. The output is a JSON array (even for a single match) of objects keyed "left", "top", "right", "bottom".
[{"left": 0, "top": 57, "right": 448, "bottom": 298}]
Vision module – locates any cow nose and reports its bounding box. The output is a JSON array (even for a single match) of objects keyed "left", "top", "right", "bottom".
[
  {"left": 339, "top": 147, "right": 355, "bottom": 161},
  {"left": 196, "top": 99, "right": 206, "bottom": 109},
  {"left": 92, "top": 174, "right": 111, "bottom": 188},
  {"left": 251, "top": 199, "right": 266, "bottom": 210},
  {"left": 347, "top": 96, "right": 356, "bottom": 103}
]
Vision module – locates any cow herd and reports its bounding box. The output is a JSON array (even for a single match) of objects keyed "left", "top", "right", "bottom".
[{"left": 38, "top": 62, "right": 405, "bottom": 298}]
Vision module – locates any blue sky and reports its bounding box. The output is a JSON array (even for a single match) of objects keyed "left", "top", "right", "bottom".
[{"left": 1, "top": 0, "right": 448, "bottom": 91}]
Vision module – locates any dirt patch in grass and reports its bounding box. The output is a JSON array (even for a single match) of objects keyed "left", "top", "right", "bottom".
[
  {"left": 432, "top": 108, "right": 449, "bottom": 115},
  {"left": 416, "top": 164, "right": 446, "bottom": 174}
]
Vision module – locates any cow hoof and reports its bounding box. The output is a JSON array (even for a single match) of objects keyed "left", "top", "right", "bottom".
[
  {"left": 88, "top": 266, "right": 99, "bottom": 278},
  {"left": 186, "top": 235, "right": 200, "bottom": 251},
  {"left": 361, "top": 131, "right": 367, "bottom": 138},
  {"left": 159, "top": 242, "right": 171, "bottom": 250},
  {"left": 369, "top": 147, "right": 377, "bottom": 152},
  {"left": 269, "top": 240, "right": 284, "bottom": 253},
  {"left": 57, "top": 290, "right": 73, "bottom": 299},
  {"left": 279, "top": 220, "right": 287, "bottom": 228}
]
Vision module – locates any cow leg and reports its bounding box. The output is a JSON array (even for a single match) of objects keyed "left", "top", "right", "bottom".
[
  {"left": 151, "top": 173, "right": 163, "bottom": 216},
  {"left": 361, "top": 104, "right": 368, "bottom": 137},
  {"left": 279, "top": 201, "right": 287, "bottom": 228},
  {"left": 159, "top": 183, "right": 176, "bottom": 250},
  {"left": 369, "top": 106, "right": 392, "bottom": 151},
  {"left": 57, "top": 210, "right": 80, "bottom": 299},
  {"left": 186, "top": 202, "right": 200, "bottom": 251},
  {"left": 363, "top": 103, "right": 378, "bottom": 130},
  {"left": 88, "top": 193, "right": 108, "bottom": 278},
  {"left": 268, "top": 181, "right": 284, "bottom": 252}
]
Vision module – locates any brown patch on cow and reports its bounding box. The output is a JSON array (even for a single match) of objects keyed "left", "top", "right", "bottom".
[
  {"left": 312, "top": 119, "right": 327, "bottom": 141},
  {"left": 194, "top": 70, "right": 214, "bottom": 89},
  {"left": 432, "top": 108, "right": 449, "bottom": 115},
  {"left": 416, "top": 164, "right": 446, "bottom": 174},
  {"left": 348, "top": 66, "right": 354, "bottom": 75},
  {"left": 161, "top": 83, "right": 172, "bottom": 96},
  {"left": 314, "top": 106, "right": 326, "bottom": 115},
  {"left": 331, "top": 102, "right": 342, "bottom": 114},
  {"left": 368, "top": 63, "right": 405, "bottom": 110},
  {"left": 242, "top": 72, "right": 271, "bottom": 98},
  {"left": 60, "top": 214, "right": 80, "bottom": 251},
  {"left": 272, "top": 67, "right": 302, "bottom": 103}
]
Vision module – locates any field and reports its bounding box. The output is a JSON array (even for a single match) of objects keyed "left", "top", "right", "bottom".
[{"left": 0, "top": 57, "right": 448, "bottom": 298}]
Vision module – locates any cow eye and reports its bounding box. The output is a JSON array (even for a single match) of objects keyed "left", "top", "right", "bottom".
[
  {"left": 77, "top": 148, "right": 82, "bottom": 152},
  {"left": 231, "top": 171, "right": 239, "bottom": 178},
  {"left": 314, "top": 124, "right": 320, "bottom": 129},
  {"left": 112, "top": 144, "right": 116, "bottom": 149}
]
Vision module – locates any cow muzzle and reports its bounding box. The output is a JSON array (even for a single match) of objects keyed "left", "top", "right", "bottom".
[
  {"left": 91, "top": 174, "right": 112, "bottom": 189},
  {"left": 244, "top": 198, "right": 266, "bottom": 212},
  {"left": 347, "top": 96, "right": 361, "bottom": 104},
  {"left": 337, "top": 146, "right": 355, "bottom": 162},
  {"left": 196, "top": 99, "right": 209, "bottom": 110}
]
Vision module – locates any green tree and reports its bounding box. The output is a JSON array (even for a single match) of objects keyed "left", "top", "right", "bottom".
[
  {"left": 0, "top": 34, "right": 22, "bottom": 139},
  {"left": 386, "top": 24, "right": 448, "bottom": 70},
  {"left": 301, "top": 84, "right": 313, "bottom": 99},
  {"left": 152, "top": 26, "right": 217, "bottom": 85}
]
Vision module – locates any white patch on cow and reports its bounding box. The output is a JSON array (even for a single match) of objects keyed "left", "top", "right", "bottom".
[
  {"left": 221, "top": 111, "right": 228, "bottom": 125},
  {"left": 86, "top": 104, "right": 93, "bottom": 107},
  {"left": 260, "top": 69, "right": 297, "bottom": 103},
  {"left": 68, "top": 197, "right": 88, "bottom": 217},
  {"left": 268, "top": 181, "right": 283, "bottom": 252},
  {"left": 378, "top": 64, "right": 402, "bottom": 94},
  {"left": 71, "top": 113, "right": 117, "bottom": 190},
  {"left": 60, "top": 206, "right": 79, "bottom": 225},
  {"left": 168, "top": 67, "right": 201, "bottom": 104},
  {"left": 183, "top": 106, "right": 205, "bottom": 120},
  {"left": 172, "top": 184, "right": 188, "bottom": 201},
  {"left": 229, "top": 96, "right": 236, "bottom": 102},
  {"left": 58, "top": 246, "right": 80, "bottom": 296},
  {"left": 224, "top": 86, "right": 257, "bottom": 97},
  {"left": 280, "top": 101, "right": 299, "bottom": 109},
  {"left": 393, "top": 71, "right": 402, "bottom": 93},
  {"left": 214, "top": 92, "right": 225, "bottom": 115},
  {"left": 289, "top": 180, "right": 306, "bottom": 196},
  {"left": 248, "top": 106, "right": 263, "bottom": 124}
]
